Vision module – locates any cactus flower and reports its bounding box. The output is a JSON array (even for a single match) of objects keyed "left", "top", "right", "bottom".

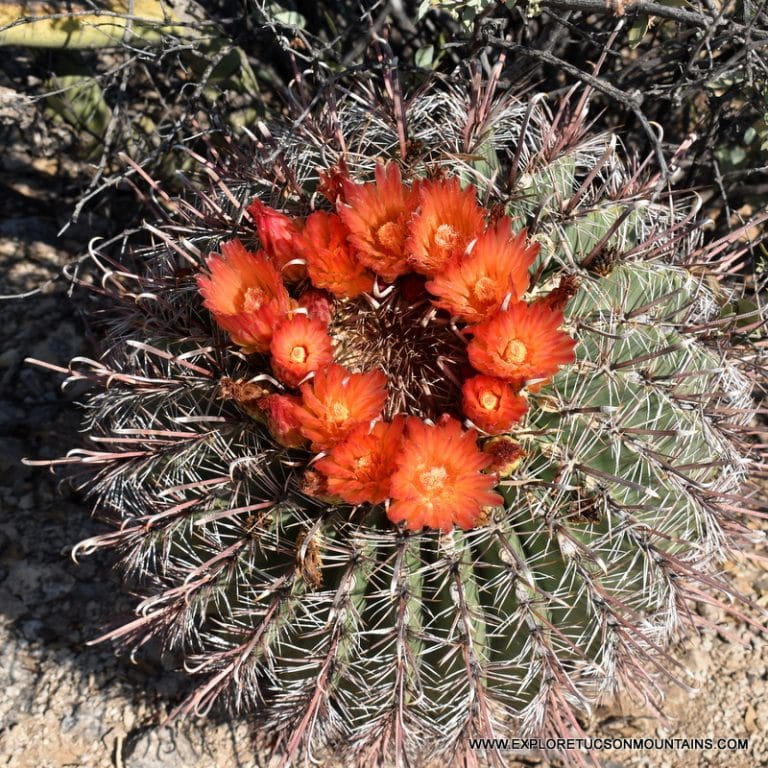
[
  {"left": 299, "top": 211, "right": 374, "bottom": 298},
  {"left": 293, "top": 364, "right": 388, "bottom": 450},
  {"left": 388, "top": 415, "right": 502, "bottom": 531},
  {"left": 314, "top": 416, "right": 406, "bottom": 504},
  {"left": 461, "top": 374, "right": 528, "bottom": 434},
  {"left": 467, "top": 302, "right": 577, "bottom": 388},
  {"left": 247, "top": 199, "right": 306, "bottom": 282},
  {"left": 196, "top": 239, "right": 292, "bottom": 352},
  {"left": 406, "top": 175, "right": 485, "bottom": 275},
  {"left": 339, "top": 162, "right": 421, "bottom": 282},
  {"left": 426, "top": 220, "right": 538, "bottom": 322},
  {"left": 270, "top": 314, "right": 334, "bottom": 388}
]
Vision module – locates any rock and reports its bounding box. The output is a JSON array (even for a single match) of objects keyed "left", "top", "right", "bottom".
[{"left": 744, "top": 703, "right": 757, "bottom": 733}]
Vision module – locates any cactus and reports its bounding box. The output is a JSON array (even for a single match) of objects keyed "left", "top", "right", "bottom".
[{"left": 45, "top": 73, "right": 763, "bottom": 767}]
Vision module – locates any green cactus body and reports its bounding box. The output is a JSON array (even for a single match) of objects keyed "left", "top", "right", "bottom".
[{"left": 58, "top": 78, "right": 761, "bottom": 767}]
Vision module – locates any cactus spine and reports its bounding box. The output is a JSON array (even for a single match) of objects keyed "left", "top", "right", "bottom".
[{"left": 53, "top": 75, "right": 761, "bottom": 767}]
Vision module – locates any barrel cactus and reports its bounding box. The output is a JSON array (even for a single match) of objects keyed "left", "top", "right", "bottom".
[{"left": 51, "top": 74, "right": 762, "bottom": 766}]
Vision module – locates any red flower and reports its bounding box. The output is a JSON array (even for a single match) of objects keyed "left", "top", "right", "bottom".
[
  {"left": 258, "top": 394, "right": 307, "bottom": 448},
  {"left": 196, "top": 239, "right": 292, "bottom": 352},
  {"left": 318, "top": 159, "right": 350, "bottom": 206},
  {"left": 315, "top": 417, "right": 406, "bottom": 505},
  {"left": 298, "top": 289, "right": 335, "bottom": 326},
  {"left": 293, "top": 364, "right": 388, "bottom": 450},
  {"left": 247, "top": 199, "right": 306, "bottom": 282},
  {"left": 299, "top": 211, "right": 374, "bottom": 298},
  {"left": 406, "top": 176, "right": 485, "bottom": 276},
  {"left": 339, "top": 162, "right": 421, "bottom": 282},
  {"left": 388, "top": 416, "right": 502, "bottom": 532},
  {"left": 461, "top": 375, "right": 528, "bottom": 434},
  {"left": 270, "top": 314, "right": 334, "bottom": 388},
  {"left": 426, "top": 220, "right": 538, "bottom": 322},
  {"left": 467, "top": 303, "right": 576, "bottom": 389}
]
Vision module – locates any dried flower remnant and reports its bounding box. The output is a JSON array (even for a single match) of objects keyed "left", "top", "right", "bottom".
[{"left": 482, "top": 436, "right": 525, "bottom": 476}]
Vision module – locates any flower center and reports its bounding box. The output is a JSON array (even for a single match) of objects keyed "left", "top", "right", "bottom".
[
  {"left": 471, "top": 276, "right": 498, "bottom": 305},
  {"left": 376, "top": 220, "right": 404, "bottom": 252},
  {"left": 355, "top": 454, "right": 373, "bottom": 472},
  {"left": 479, "top": 391, "right": 500, "bottom": 411},
  {"left": 290, "top": 345, "right": 308, "bottom": 364},
  {"left": 330, "top": 291, "right": 469, "bottom": 421},
  {"left": 434, "top": 223, "right": 459, "bottom": 251},
  {"left": 242, "top": 286, "right": 268, "bottom": 313},
  {"left": 329, "top": 401, "right": 351, "bottom": 422},
  {"left": 501, "top": 339, "right": 527, "bottom": 365},
  {"left": 420, "top": 466, "right": 448, "bottom": 491}
]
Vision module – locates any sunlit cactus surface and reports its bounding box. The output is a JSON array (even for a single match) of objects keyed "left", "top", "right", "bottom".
[{"left": 55, "top": 75, "right": 762, "bottom": 767}]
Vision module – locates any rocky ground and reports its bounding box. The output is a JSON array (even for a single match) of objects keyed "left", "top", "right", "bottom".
[{"left": 0, "top": 79, "right": 766, "bottom": 768}]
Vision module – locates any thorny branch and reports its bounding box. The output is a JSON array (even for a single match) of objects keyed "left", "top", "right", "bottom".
[
  {"left": 540, "top": 0, "right": 768, "bottom": 36},
  {"left": 486, "top": 35, "right": 670, "bottom": 180}
]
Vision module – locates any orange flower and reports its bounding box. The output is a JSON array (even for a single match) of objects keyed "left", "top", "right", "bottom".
[
  {"left": 388, "top": 416, "right": 502, "bottom": 532},
  {"left": 339, "top": 162, "right": 421, "bottom": 282},
  {"left": 197, "top": 239, "right": 292, "bottom": 352},
  {"left": 258, "top": 394, "right": 307, "bottom": 448},
  {"left": 315, "top": 417, "right": 406, "bottom": 504},
  {"left": 426, "top": 220, "right": 539, "bottom": 322},
  {"left": 406, "top": 176, "right": 485, "bottom": 276},
  {"left": 299, "top": 211, "right": 374, "bottom": 298},
  {"left": 270, "top": 314, "right": 334, "bottom": 388},
  {"left": 461, "top": 375, "right": 528, "bottom": 434},
  {"left": 247, "top": 199, "right": 306, "bottom": 282},
  {"left": 467, "top": 303, "right": 576, "bottom": 389},
  {"left": 294, "top": 364, "right": 388, "bottom": 450}
]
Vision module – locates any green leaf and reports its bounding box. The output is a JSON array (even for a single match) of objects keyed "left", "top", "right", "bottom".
[
  {"left": 628, "top": 15, "right": 650, "bottom": 48},
  {"left": 272, "top": 10, "right": 306, "bottom": 28},
  {"left": 415, "top": 45, "right": 434, "bottom": 69}
]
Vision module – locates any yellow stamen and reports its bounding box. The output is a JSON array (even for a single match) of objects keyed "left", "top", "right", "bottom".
[
  {"left": 376, "top": 221, "right": 403, "bottom": 252},
  {"left": 355, "top": 454, "right": 373, "bottom": 471},
  {"left": 420, "top": 466, "right": 448, "bottom": 491},
  {"left": 472, "top": 276, "right": 497, "bottom": 305},
  {"left": 502, "top": 339, "right": 527, "bottom": 365},
  {"left": 289, "top": 345, "right": 308, "bottom": 364},
  {"left": 329, "top": 401, "right": 350, "bottom": 422},
  {"left": 434, "top": 223, "right": 459, "bottom": 250},
  {"left": 242, "top": 287, "right": 267, "bottom": 312},
  {"left": 479, "top": 391, "right": 500, "bottom": 411}
]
